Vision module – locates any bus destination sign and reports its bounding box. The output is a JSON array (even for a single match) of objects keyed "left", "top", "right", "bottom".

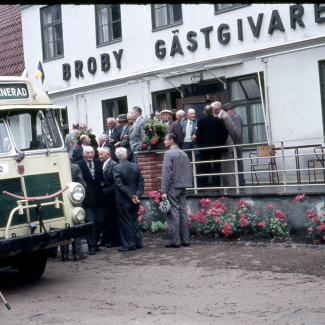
[{"left": 0, "top": 83, "right": 29, "bottom": 100}]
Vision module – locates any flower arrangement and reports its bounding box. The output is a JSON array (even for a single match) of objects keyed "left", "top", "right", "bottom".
[
  {"left": 139, "top": 118, "right": 167, "bottom": 150},
  {"left": 70, "top": 127, "right": 94, "bottom": 146}
]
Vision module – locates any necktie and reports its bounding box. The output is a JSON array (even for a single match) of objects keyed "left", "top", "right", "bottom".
[
  {"left": 88, "top": 162, "right": 92, "bottom": 169},
  {"left": 188, "top": 121, "right": 193, "bottom": 135}
]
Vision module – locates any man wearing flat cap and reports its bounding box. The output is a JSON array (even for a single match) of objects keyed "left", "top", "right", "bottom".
[
  {"left": 161, "top": 109, "right": 184, "bottom": 147},
  {"left": 114, "top": 114, "right": 132, "bottom": 161},
  {"left": 224, "top": 103, "right": 245, "bottom": 186}
]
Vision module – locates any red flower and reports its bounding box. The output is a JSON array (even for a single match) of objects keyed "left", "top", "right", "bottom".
[
  {"left": 257, "top": 222, "right": 265, "bottom": 228},
  {"left": 68, "top": 141, "right": 71, "bottom": 148},
  {"left": 267, "top": 204, "right": 273, "bottom": 209},
  {"left": 255, "top": 211, "right": 260, "bottom": 216},
  {"left": 75, "top": 144, "right": 80, "bottom": 148},
  {"left": 142, "top": 144, "right": 147, "bottom": 149},
  {"left": 151, "top": 138, "right": 159, "bottom": 145}
]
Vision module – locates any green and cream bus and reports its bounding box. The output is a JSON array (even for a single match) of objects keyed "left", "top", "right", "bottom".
[{"left": 0, "top": 76, "right": 92, "bottom": 278}]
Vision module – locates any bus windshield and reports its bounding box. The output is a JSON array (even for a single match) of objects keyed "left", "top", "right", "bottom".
[{"left": 4, "top": 109, "right": 63, "bottom": 151}]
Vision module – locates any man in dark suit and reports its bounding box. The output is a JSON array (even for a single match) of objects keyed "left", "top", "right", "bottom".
[
  {"left": 114, "top": 114, "right": 132, "bottom": 161},
  {"left": 98, "top": 133, "right": 118, "bottom": 162},
  {"left": 196, "top": 105, "right": 228, "bottom": 187},
  {"left": 113, "top": 147, "right": 144, "bottom": 252},
  {"left": 76, "top": 146, "right": 105, "bottom": 255},
  {"left": 72, "top": 134, "right": 99, "bottom": 163},
  {"left": 103, "top": 118, "right": 121, "bottom": 145},
  {"left": 161, "top": 132, "right": 193, "bottom": 248},
  {"left": 161, "top": 109, "right": 184, "bottom": 147},
  {"left": 98, "top": 146, "right": 121, "bottom": 248}
]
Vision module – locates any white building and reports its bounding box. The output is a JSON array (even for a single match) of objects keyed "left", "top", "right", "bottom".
[{"left": 18, "top": 4, "right": 325, "bottom": 148}]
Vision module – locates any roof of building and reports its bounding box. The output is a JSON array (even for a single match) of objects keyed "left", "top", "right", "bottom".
[{"left": 0, "top": 5, "right": 25, "bottom": 76}]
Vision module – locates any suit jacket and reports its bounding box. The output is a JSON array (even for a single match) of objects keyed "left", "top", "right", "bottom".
[
  {"left": 118, "top": 124, "right": 132, "bottom": 158},
  {"left": 113, "top": 160, "right": 144, "bottom": 205},
  {"left": 102, "top": 159, "right": 118, "bottom": 198},
  {"left": 218, "top": 110, "right": 238, "bottom": 153},
  {"left": 161, "top": 146, "right": 193, "bottom": 193},
  {"left": 128, "top": 115, "right": 146, "bottom": 152},
  {"left": 180, "top": 118, "right": 198, "bottom": 142},
  {"left": 76, "top": 158, "right": 104, "bottom": 209},
  {"left": 70, "top": 163, "right": 86, "bottom": 188},
  {"left": 230, "top": 111, "right": 243, "bottom": 145},
  {"left": 103, "top": 126, "right": 122, "bottom": 144},
  {"left": 196, "top": 115, "right": 228, "bottom": 150},
  {"left": 167, "top": 121, "right": 184, "bottom": 147}
]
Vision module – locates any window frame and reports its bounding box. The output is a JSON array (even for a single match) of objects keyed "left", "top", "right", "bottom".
[
  {"left": 95, "top": 4, "right": 122, "bottom": 47},
  {"left": 227, "top": 74, "right": 266, "bottom": 146},
  {"left": 40, "top": 5, "right": 64, "bottom": 62},
  {"left": 151, "top": 4, "right": 183, "bottom": 32},
  {"left": 214, "top": 4, "right": 250, "bottom": 15},
  {"left": 102, "top": 96, "right": 128, "bottom": 130},
  {"left": 152, "top": 88, "right": 182, "bottom": 114}
]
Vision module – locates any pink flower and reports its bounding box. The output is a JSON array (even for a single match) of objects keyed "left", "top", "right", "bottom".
[
  {"left": 200, "top": 198, "right": 211, "bottom": 208},
  {"left": 189, "top": 221, "right": 192, "bottom": 226},
  {"left": 308, "top": 227, "right": 314, "bottom": 232},
  {"left": 143, "top": 221, "right": 147, "bottom": 225},
  {"left": 257, "top": 222, "right": 265, "bottom": 228},
  {"left": 255, "top": 211, "right": 260, "bottom": 216},
  {"left": 186, "top": 207, "right": 189, "bottom": 211},
  {"left": 240, "top": 213, "right": 246, "bottom": 219},
  {"left": 222, "top": 223, "right": 233, "bottom": 237},
  {"left": 138, "top": 216, "right": 143, "bottom": 222},
  {"left": 165, "top": 226, "right": 168, "bottom": 231},
  {"left": 274, "top": 210, "right": 285, "bottom": 222},
  {"left": 142, "top": 143, "right": 147, "bottom": 149},
  {"left": 267, "top": 204, "right": 273, "bottom": 209},
  {"left": 189, "top": 214, "right": 195, "bottom": 221},
  {"left": 138, "top": 206, "right": 146, "bottom": 215}
]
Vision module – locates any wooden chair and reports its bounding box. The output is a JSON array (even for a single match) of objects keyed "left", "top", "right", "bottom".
[
  {"left": 249, "top": 145, "right": 279, "bottom": 185},
  {"left": 308, "top": 145, "right": 325, "bottom": 183}
]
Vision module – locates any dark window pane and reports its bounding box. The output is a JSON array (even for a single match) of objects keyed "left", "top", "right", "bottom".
[
  {"left": 54, "top": 24, "right": 62, "bottom": 40},
  {"left": 53, "top": 5, "right": 61, "bottom": 21},
  {"left": 56, "top": 40, "right": 63, "bottom": 56},
  {"left": 172, "top": 4, "right": 182, "bottom": 22},
  {"left": 112, "top": 22, "right": 121, "bottom": 39},
  {"left": 111, "top": 5, "right": 121, "bottom": 22}
]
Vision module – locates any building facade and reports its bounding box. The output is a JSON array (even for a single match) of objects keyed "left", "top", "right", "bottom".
[{"left": 18, "top": 4, "right": 325, "bottom": 146}]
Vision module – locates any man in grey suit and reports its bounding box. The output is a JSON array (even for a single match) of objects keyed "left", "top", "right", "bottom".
[
  {"left": 128, "top": 106, "right": 146, "bottom": 163},
  {"left": 65, "top": 122, "right": 79, "bottom": 161},
  {"left": 161, "top": 133, "right": 193, "bottom": 248},
  {"left": 224, "top": 103, "right": 246, "bottom": 186},
  {"left": 212, "top": 101, "right": 238, "bottom": 188},
  {"left": 113, "top": 147, "right": 144, "bottom": 251}
]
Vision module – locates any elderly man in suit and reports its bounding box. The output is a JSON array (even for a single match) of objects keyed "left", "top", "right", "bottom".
[
  {"left": 98, "top": 146, "right": 121, "bottom": 248},
  {"left": 103, "top": 117, "right": 121, "bottom": 145},
  {"left": 75, "top": 146, "right": 104, "bottom": 255},
  {"left": 212, "top": 101, "right": 238, "bottom": 188},
  {"left": 114, "top": 114, "right": 132, "bottom": 161},
  {"left": 160, "top": 109, "right": 184, "bottom": 147},
  {"left": 224, "top": 103, "right": 246, "bottom": 186},
  {"left": 161, "top": 132, "right": 193, "bottom": 248},
  {"left": 196, "top": 105, "right": 229, "bottom": 188},
  {"left": 113, "top": 147, "right": 144, "bottom": 252},
  {"left": 128, "top": 106, "right": 147, "bottom": 163}
]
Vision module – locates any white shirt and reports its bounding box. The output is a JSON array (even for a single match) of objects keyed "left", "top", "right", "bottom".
[{"left": 184, "top": 120, "right": 193, "bottom": 142}]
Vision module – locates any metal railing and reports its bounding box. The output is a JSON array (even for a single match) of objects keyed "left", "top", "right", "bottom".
[{"left": 182, "top": 137, "right": 325, "bottom": 195}]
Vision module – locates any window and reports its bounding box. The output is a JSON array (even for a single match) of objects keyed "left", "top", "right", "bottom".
[
  {"left": 102, "top": 97, "right": 128, "bottom": 130},
  {"left": 152, "top": 89, "right": 182, "bottom": 114},
  {"left": 40, "top": 5, "right": 64, "bottom": 61},
  {"left": 95, "top": 5, "right": 122, "bottom": 46},
  {"left": 215, "top": 4, "right": 249, "bottom": 14},
  {"left": 152, "top": 4, "right": 182, "bottom": 30},
  {"left": 228, "top": 76, "right": 267, "bottom": 144},
  {"left": 319, "top": 61, "right": 325, "bottom": 136}
]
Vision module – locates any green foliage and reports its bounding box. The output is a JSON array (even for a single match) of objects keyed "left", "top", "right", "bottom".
[{"left": 151, "top": 221, "right": 168, "bottom": 233}]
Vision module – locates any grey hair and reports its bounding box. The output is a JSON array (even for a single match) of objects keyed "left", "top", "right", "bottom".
[
  {"left": 115, "top": 147, "right": 128, "bottom": 159},
  {"left": 176, "top": 110, "right": 185, "bottom": 118},
  {"left": 80, "top": 134, "right": 89, "bottom": 144},
  {"left": 98, "top": 133, "right": 108, "bottom": 141},
  {"left": 83, "top": 145, "right": 94, "bottom": 154},
  {"left": 98, "top": 146, "right": 111, "bottom": 155},
  {"left": 132, "top": 106, "right": 142, "bottom": 115},
  {"left": 211, "top": 101, "right": 222, "bottom": 110}
]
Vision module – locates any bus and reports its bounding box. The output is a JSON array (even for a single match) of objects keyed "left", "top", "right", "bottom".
[{"left": 0, "top": 76, "right": 92, "bottom": 278}]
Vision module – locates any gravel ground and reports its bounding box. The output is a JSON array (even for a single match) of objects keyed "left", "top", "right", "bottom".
[{"left": 1, "top": 233, "right": 325, "bottom": 325}]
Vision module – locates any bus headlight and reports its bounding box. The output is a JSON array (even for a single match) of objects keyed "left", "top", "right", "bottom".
[
  {"left": 69, "top": 182, "right": 85, "bottom": 204},
  {"left": 72, "top": 207, "right": 85, "bottom": 223}
]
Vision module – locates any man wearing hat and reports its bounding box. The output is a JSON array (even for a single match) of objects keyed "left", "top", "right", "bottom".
[
  {"left": 114, "top": 114, "right": 132, "bottom": 161},
  {"left": 161, "top": 109, "right": 184, "bottom": 147},
  {"left": 224, "top": 102, "right": 245, "bottom": 186}
]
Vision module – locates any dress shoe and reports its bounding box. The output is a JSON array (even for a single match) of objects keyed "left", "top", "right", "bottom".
[
  {"left": 165, "top": 243, "right": 180, "bottom": 248},
  {"left": 88, "top": 251, "right": 96, "bottom": 255},
  {"left": 61, "top": 255, "right": 70, "bottom": 262},
  {"left": 181, "top": 243, "right": 190, "bottom": 247},
  {"left": 74, "top": 254, "right": 88, "bottom": 261},
  {"left": 118, "top": 247, "right": 136, "bottom": 252},
  {"left": 105, "top": 242, "right": 119, "bottom": 248}
]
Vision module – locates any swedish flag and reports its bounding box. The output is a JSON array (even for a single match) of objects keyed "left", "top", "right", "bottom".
[{"left": 36, "top": 61, "right": 46, "bottom": 86}]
